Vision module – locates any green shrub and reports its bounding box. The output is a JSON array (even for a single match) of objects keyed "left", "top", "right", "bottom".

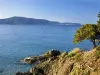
[
  {"left": 96, "top": 46, "right": 100, "bottom": 50},
  {"left": 95, "top": 51, "right": 100, "bottom": 59},
  {"left": 43, "top": 50, "right": 60, "bottom": 57},
  {"left": 67, "top": 53, "right": 75, "bottom": 58},
  {"left": 74, "top": 53, "right": 82, "bottom": 62},
  {"left": 61, "top": 52, "right": 68, "bottom": 57},
  {"left": 83, "top": 69, "right": 90, "bottom": 75}
]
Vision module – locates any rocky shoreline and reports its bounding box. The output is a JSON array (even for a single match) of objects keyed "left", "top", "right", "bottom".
[
  {"left": 20, "top": 49, "right": 61, "bottom": 64},
  {"left": 16, "top": 47, "right": 100, "bottom": 75},
  {"left": 16, "top": 49, "right": 61, "bottom": 75}
]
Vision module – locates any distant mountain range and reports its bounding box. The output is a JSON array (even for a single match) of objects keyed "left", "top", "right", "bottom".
[{"left": 0, "top": 16, "right": 81, "bottom": 25}]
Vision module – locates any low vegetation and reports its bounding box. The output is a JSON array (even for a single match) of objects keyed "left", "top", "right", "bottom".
[{"left": 16, "top": 47, "right": 100, "bottom": 75}]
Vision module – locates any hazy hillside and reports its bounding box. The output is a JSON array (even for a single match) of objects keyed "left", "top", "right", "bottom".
[{"left": 0, "top": 16, "right": 81, "bottom": 25}]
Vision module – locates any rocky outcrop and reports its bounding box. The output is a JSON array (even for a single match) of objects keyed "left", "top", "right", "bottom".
[
  {"left": 16, "top": 47, "right": 100, "bottom": 75},
  {"left": 21, "top": 49, "right": 61, "bottom": 64}
]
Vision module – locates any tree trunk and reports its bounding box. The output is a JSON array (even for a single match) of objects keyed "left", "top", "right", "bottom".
[{"left": 92, "top": 40, "right": 97, "bottom": 48}]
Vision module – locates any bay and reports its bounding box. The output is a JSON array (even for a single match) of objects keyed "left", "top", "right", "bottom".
[{"left": 0, "top": 25, "right": 92, "bottom": 75}]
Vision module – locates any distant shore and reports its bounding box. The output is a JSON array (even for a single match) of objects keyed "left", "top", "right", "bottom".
[{"left": 0, "top": 16, "right": 81, "bottom": 25}]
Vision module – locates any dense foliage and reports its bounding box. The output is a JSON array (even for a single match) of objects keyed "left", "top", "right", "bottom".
[{"left": 73, "top": 13, "right": 100, "bottom": 48}]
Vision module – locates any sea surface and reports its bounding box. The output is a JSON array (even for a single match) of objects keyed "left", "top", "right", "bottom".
[{"left": 0, "top": 25, "right": 92, "bottom": 75}]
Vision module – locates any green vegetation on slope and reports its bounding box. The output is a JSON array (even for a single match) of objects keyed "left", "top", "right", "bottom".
[{"left": 16, "top": 47, "right": 100, "bottom": 75}]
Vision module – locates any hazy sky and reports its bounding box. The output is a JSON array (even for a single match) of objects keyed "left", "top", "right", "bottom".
[{"left": 0, "top": 0, "right": 100, "bottom": 24}]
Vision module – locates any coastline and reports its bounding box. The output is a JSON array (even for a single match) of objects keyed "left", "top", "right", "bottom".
[{"left": 16, "top": 47, "right": 100, "bottom": 75}]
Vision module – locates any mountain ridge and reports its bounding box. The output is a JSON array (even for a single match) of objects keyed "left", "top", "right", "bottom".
[{"left": 0, "top": 16, "right": 81, "bottom": 25}]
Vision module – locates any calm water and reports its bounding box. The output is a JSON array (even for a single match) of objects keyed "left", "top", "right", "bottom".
[{"left": 0, "top": 25, "right": 92, "bottom": 75}]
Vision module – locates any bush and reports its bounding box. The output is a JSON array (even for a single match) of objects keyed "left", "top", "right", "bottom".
[
  {"left": 43, "top": 50, "right": 61, "bottom": 57},
  {"left": 71, "top": 48, "right": 81, "bottom": 54},
  {"left": 96, "top": 46, "right": 100, "bottom": 50},
  {"left": 61, "top": 52, "right": 68, "bottom": 57},
  {"left": 67, "top": 48, "right": 81, "bottom": 58},
  {"left": 67, "top": 53, "right": 75, "bottom": 57},
  {"left": 95, "top": 51, "right": 100, "bottom": 59}
]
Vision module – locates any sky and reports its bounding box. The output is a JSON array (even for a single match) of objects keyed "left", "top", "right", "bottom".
[{"left": 0, "top": 0, "right": 100, "bottom": 24}]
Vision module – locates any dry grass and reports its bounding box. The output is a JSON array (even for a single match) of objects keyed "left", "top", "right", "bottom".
[{"left": 29, "top": 48, "right": 100, "bottom": 75}]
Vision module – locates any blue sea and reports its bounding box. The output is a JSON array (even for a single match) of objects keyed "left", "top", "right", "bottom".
[{"left": 0, "top": 25, "right": 92, "bottom": 75}]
